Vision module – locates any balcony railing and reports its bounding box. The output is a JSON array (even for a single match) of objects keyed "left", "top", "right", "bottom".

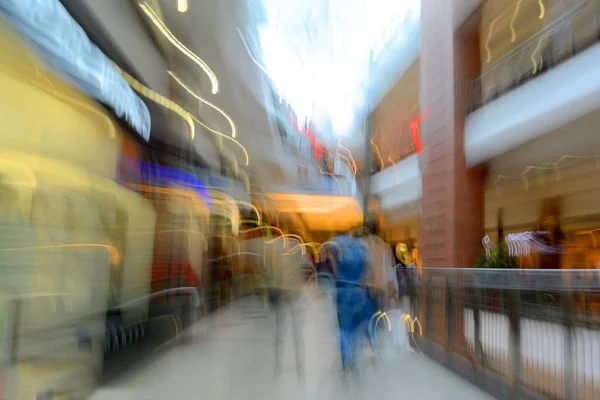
[
  {"left": 406, "top": 268, "right": 600, "bottom": 399},
  {"left": 466, "top": 0, "right": 600, "bottom": 115}
]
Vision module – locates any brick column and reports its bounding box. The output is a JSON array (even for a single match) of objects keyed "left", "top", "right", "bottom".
[{"left": 419, "top": 1, "right": 485, "bottom": 268}]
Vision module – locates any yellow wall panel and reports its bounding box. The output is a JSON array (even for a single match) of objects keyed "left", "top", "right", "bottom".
[{"left": 0, "top": 20, "right": 121, "bottom": 179}]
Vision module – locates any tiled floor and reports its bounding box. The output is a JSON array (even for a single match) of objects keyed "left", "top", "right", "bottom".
[{"left": 91, "top": 291, "right": 493, "bottom": 400}]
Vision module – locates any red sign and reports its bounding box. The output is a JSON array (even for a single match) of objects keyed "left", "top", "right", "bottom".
[
  {"left": 410, "top": 106, "right": 431, "bottom": 155},
  {"left": 288, "top": 111, "right": 323, "bottom": 160}
]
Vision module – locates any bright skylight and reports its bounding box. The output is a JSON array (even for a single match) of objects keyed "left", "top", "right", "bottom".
[{"left": 251, "top": 0, "right": 420, "bottom": 136}]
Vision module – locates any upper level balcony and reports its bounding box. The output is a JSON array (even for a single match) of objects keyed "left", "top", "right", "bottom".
[
  {"left": 465, "top": 0, "right": 600, "bottom": 166},
  {"left": 368, "top": 60, "right": 420, "bottom": 218}
]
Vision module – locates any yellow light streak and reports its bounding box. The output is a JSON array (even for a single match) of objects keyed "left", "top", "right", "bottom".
[
  {"left": 135, "top": 229, "right": 209, "bottom": 251},
  {"left": 485, "top": 16, "right": 499, "bottom": 63},
  {"left": 168, "top": 71, "right": 236, "bottom": 138},
  {"left": 371, "top": 132, "right": 385, "bottom": 171},
  {"left": 509, "top": 0, "right": 523, "bottom": 43},
  {"left": 122, "top": 70, "right": 195, "bottom": 139},
  {"left": 235, "top": 201, "right": 262, "bottom": 226},
  {"left": 139, "top": 2, "right": 218, "bottom": 94},
  {"left": 0, "top": 244, "right": 120, "bottom": 265},
  {"left": 266, "top": 234, "right": 304, "bottom": 246},
  {"left": 495, "top": 152, "right": 600, "bottom": 192},
  {"left": 484, "top": 5, "right": 518, "bottom": 64},
  {"left": 399, "top": 313, "right": 423, "bottom": 353},
  {"left": 319, "top": 169, "right": 343, "bottom": 195},
  {"left": 401, "top": 313, "right": 423, "bottom": 335},
  {"left": 284, "top": 242, "right": 320, "bottom": 257},
  {"left": 376, "top": 311, "right": 392, "bottom": 332},
  {"left": 211, "top": 194, "right": 240, "bottom": 234},
  {"left": 190, "top": 115, "right": 249, "bottom": 165},
  {"left": 369, "top": 311, "right": 382, "bottom": 332},
  {"left": 270, "top": 237, "right": 305, "bottom": 255},
  {"left": 335, "top": 151, "right": 356, "bottom": 177},
  {"left": 575, "top": 228, "right": 600, "bottom": 247},
  {"left": 337, "top": 141, "right": 358, "bottom": 175},
  {"left": 531, "top": 35, "right": 545, "bottom": 74},
  {"left": 241, "top": 225, "right": 283, "bottom": 236},
  {"left": 538, "top": 0, "right": 545, "bottom": 19}
]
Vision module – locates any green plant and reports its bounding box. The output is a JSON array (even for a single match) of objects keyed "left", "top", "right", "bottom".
[{"left": 476, "top": 245, "right": 516, "bottom": 268}]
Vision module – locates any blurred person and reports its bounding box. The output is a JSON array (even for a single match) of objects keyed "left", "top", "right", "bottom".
[
  {"left": 363, "top": 218, "right": 398, "bottom": 309},
  {"left": 408, "top": 246, "right": 421, "bottom": 285},
  {"left": 249, "top": 226, "right": 309, "bottom": 380},
  {"left": 395, "top": 242, "right": 411, "bottom": 289},
  {"left": 331, "top": 228, "right": 372, "bottom": 373},
  {"left": 361, "top": 219, "right": 398, "bottom": 357}
]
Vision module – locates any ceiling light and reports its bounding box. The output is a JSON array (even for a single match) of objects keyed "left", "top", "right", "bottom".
[{"left": 177, "top": 0, "right": 188, "bottom": 13}]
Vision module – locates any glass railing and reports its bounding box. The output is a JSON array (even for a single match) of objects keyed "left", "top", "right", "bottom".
[{"left": 466, "top": 0, "right": 600, "bottom": 115}]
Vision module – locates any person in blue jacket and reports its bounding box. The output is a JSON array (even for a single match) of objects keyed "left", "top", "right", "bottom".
[{"left": 330, "top": 228, "right": 372, "bottom": 372}]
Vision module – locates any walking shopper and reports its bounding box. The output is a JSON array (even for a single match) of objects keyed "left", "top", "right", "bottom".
[
  {"left": 361, "top": 219, "right": 397, "bottom": 355},
  {"left": 331, "top": 229, "right": 372, "bottom": 372},
  {"left": 249, "top": 226, "right": 309, "bottom": 381}
]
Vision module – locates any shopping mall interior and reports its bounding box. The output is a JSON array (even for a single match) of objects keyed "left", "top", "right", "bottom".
[{"left": 2, "top": 0, "right": 600, "bottom": 398}]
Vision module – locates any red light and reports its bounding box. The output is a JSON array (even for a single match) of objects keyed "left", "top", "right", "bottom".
[
  {"left": 410, "top": 106, "right": 431, "bottom": 155},
  {"left": 288, "top": 112, "right": 323, "bottom": 160}
]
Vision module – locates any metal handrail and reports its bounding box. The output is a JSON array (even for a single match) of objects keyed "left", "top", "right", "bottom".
[
  {"left": 466, "top": 0, "right": 600, "bottom": 115},
  {"left": 409, "top": 267, "right": 600, "bottom": 399},
  {"left": 414, "top": 267, "right": 600, "bottom": 290}
]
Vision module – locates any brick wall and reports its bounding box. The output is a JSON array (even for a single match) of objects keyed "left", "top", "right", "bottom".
[
  {"left": 454, "top": 10, "right": 486, "bottom": 269},
  {"left": 419, "top": 0, "right": 484, "bottom": 268}
]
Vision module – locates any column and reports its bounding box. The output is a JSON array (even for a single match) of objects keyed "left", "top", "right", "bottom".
[{"left": 419, "top": 1, "right": 485, "bottom": 268}]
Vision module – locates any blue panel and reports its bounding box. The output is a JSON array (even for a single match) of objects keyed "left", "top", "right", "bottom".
[{"left": 139, "top": 161, "right": 212, "bottom": 211}]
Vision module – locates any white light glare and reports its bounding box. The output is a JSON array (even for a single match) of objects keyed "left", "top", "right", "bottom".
[
  {"left": 255, "top": 0, "right": 420, "bottom": 134},
  {"left": 177, "top": 0, "right": 188, "bottom": 13}
]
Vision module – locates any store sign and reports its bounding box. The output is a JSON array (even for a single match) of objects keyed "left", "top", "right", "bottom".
[{"left": 0, "top": 0, "right": 151, "bottom": 140}]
